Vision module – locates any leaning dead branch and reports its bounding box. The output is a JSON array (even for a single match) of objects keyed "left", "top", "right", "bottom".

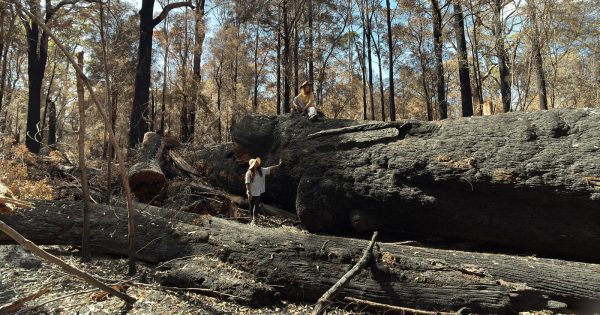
[
  {"left": 312, "top": 231, "right": 379, "bottom": 315},
  {"left": 0, "top": 219, "right": 136, "bottom": 304},
  {"left": 344, "top": 297, "right": 459, "bottom": 315}
]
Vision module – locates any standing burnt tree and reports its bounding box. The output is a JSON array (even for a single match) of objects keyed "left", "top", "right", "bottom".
[
  {"left": 431, "top": 0, "right": 447, "bottom": 119},
  {"left": 493, "top": 0, "right": 511, "bottom": 112},
  {"left": 452, "top": 0, "right": 473, "bottom": 117},
  {"left": 21, "top": 0, "right": 74, "bottom": 153},
  {"left": 526, "top": 0, "right": 548, "bottom": 110},
  {"left": 129, "top": 0, "right": 194, "bottom": 147},
  {"left": 385, "top": 0, "right": 395, "bottom": 121}
]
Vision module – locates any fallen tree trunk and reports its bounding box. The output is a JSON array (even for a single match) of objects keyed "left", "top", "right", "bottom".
[
  {"left": 1, "top": 201, "right": 599, "bottom": 313},
  {"left": 128, "top": 132, "right": 167, "bottom": 202},
  {"left": 189, "top": 110, "right": 600, "bottom": 263}
]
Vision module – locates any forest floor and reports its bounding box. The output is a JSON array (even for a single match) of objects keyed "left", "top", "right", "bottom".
[{"left": 0, "top": 243, "right": 354, "bottom": 314}]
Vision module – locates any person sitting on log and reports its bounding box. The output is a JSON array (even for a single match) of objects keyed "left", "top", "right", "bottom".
[
  {"left": 245, "top": 157, "right": 283, "bottom": 225},
  {"left": 293, "top": 81, "right": 323, "bottom": 121}
]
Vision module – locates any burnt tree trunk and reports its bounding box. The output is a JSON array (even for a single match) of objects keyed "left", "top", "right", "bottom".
[
  {"left": 1, "top": 201, "right": 599, "bottom": 313},
  {"left": 129, "top": 0, "right": 154, "bottom": 147},
  {"left": 128, "top": 132, "right": 167, "bottom": 202},
  {"left": 385, "top": 0, "right": 395, "bottom": 121},
  {"left": 452, "top": 0, "right": 473, "bottom": 117},
  {"left": 494, "top": 0, "right": 511, "bottom": 113},
  {"left": 431, "top": 0, "right": 447, "bottom": 119},
  {"left": 191, "top": 110, "right": 600, "bottom": 263},
  {"left": 130, "top": 0, "right": 192, "bottom": 147},
  {"left": 526, "top": 0, "right": 548, "bottom": 110}
]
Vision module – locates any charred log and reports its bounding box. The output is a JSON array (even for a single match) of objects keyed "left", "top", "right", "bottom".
[
  {"left": 1, "top": 201, "right": 599, "bottom": 313},
  {"left": 189, "top": 110, "right": 600, "bottom": 263}
]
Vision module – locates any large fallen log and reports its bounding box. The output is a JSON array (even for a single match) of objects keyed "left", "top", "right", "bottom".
[
  {"left": 189, "top": 109, "right": 600, "bottom": 263},
  {"left": 1, "top": 201, "right": 599, "bottom": 313}
]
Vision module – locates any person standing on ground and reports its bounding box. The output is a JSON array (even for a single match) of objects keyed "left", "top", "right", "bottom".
[{"left": 245, "top": 157, "right": 283, "bottom": 225}]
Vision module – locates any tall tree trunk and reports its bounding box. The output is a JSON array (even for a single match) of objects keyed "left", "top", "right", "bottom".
[
  {"left": 385, "top": 0, "right": 395, "bottom": 121},
  {"left": 253, "top": 26, "right": 259, "bottom": 112},
  {"left": 526, "top": 0, "right": 548, "bottom": 110},
  {"left": 493, "top": 0, "right": 510, "bottom": 113},
  {"left": 307, "top": 0, "right": 314, "bottom": 83},
  {"left": 47, "top": 100, "right": 56, "bottom": 149},
  {"left": 431, "top": 0, "right": 447, "bottom": 119},
  {"left": 161, "top": 15, "right": 169, "bottom": 133},
  {"left": 76, "top": 51, "right": 92, "bottom": 261},
  {"left": 417, "top": 29, "right": 433, "bottom": 121},
  {"left": 452, "top": 0, "right": 473, "bottom": 117},
  {"left": 0, "top": 11, "right": 15, "bottom": 113},
  {"left": 130, "top": 0, "right": 154, "bottom": 147},
  {"left": 276, "top": 12, "right": 281, "bottom": 115},
  {"left": 190, "top": 0, "right": 206, "bottom": 141},
  {"left": 365, "top": 0, "right": 375, "bottom": 120},
  {"left": 282, "top": 1, "right": 291, "bottom": 113},
  {"left": 361, "top": 30, "right": 367, "bottom": 120},
  {"left": 25, "top": 9, "right": 50, "bottom": 154},
  {"left": 374, "top": 44, "right": 385, "bottom": 121},
  {"left": 99, "top": 2, "right": 112, "bottom": 157},
  {"left": 467, "top": 0, "right": 484, "bottom": 115},
  {"left": 180, "top": 8, "right": 190, "bottom": 142},
  {"left": 293, "top": 20, "right": 299, "bottom": 97}
]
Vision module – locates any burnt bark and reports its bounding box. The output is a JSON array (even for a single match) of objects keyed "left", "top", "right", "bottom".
[
  {"left": 1, "top": 200, "right": 599, "bottom": 313},
  {"left": 494, "top": 0, "right": 511, "bottom": 113},
  {"left": 191, "top": 110, "right": 600, "bottom": 263},
  {"left": 452, "top": 0, "right": 473, "bottom": 117},
  {"left": 130, "top": 0, "right": 192, "bottom": 147},
  {"left": 431, "top": 0, "right": 447, "bottom": 119},
  {"left": 526, "top": 0, "right": 548, "bottom": 110},
  {"left": 385, "top": 0, "right": 395, "bottom": 121}
]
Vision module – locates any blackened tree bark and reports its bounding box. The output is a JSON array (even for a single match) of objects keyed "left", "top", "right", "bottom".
[
  {"left": 452, "top": 0, "right": 473, "bottom": 117},
  {"left": 23, "top": 1, "right": 49, "bottom": 153},
  {"left": 526, "top": 0, "right": 548, "bottom": 110},
  {"left": 307, "top": 0, "right": 314, "bottom": 83},
  {"left": 373, "top": 38, "right": 386, "bottom": 121},
  {"left": 130, "top": 0, "right": 193, "bottom": 147},
  {"left": 276, "top": 6, "right": 281, "bottom": 114},
  {"left": 0, "top": 9, "right": 16, "bottom": 113},
  {"left": 293, "top": 17, "right": 299, "bottom": 97},
  {"left": 493, "top": 0, "right": 511, "bottom": 112},
  {"left": 47, "top": 100, "right": 56, "bottom": 149},
  {"left": 360, "top": 31, "right": 367, "bottom": 120},
  {"left": 466, "top": 0, "right": 484, "bottom": 114},
  {"left": 191, "top": 0, "right": 206, "bottom": 140},
  {"left": 365, "top": 0, "right": 375, "bottom": 120},
  {"left": 431, "top": 0, "right": 447, "bottom": 119},
  {"left": 282, "top": 1, "right": 291, "bottom": 113},
  {"left": 252, "top": 26, "right": 260, "bottom": 112},
  {"left": 385, "top": 0, "right": 395, "bottom": 121},
  {"left": 75, "top": 51, "right": 92, "bottom": 261}
]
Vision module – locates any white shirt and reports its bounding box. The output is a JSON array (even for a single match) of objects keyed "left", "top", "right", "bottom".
[{"left": 245, "top": 167, "right": 271, "bottom": 197}]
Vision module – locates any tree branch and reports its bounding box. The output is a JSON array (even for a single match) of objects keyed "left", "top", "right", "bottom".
[{"left": 152, "top": 1, "right": 194, "bottom": 28}]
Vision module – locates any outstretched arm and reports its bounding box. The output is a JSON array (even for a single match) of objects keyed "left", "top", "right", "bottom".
[{"left": 268, "top": 159, "right": 283, "bottom": 173}]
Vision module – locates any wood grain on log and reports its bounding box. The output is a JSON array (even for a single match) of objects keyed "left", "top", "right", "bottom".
[{"left": 1, "top": 201, "right": 599, "bottom": 313}]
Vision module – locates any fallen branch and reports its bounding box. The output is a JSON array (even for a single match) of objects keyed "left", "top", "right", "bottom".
[
  {"left": 344, "top": 297, "right": 458, "bottom": 315},
  {"left": 312, "top": 231, "right": 379, "bottom": 315},
  {"left": 132, "top": 282, "right": 249, "bottom": 303},
  {"left": 306, "top": 122, "right": 408, "bottom": 139},
  {"left": 0, "top": 286, "right": 50, "bottom": 314},
  {"left": 0, "top": 219, "right": 136, "bottom": 304}
]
